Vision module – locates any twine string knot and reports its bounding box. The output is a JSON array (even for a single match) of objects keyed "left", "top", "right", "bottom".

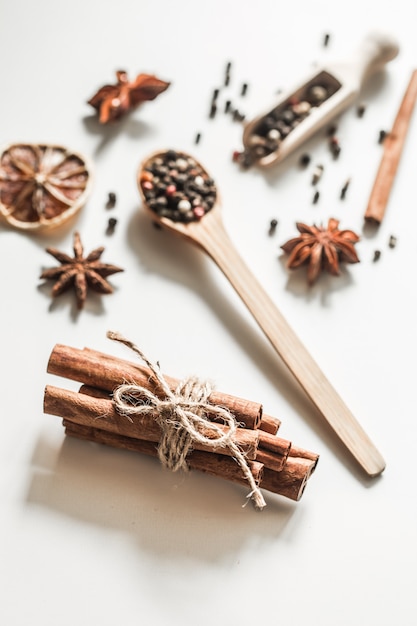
[{"left": 107, "top": 331, "right": 266, "bottom": 509}]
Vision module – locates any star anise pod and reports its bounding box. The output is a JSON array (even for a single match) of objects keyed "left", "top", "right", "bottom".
[
  {"left": 87, "top": 70, "right": 171, "bottom": 124},
  {"left": 281, "top": 218, "right": 360, "bottom": 285},
  {"left": 40, "top": 231, "right": 124, "bottom": 309},
  {"left": 0, "top": 143, "right": 93, "bottom": 232}
]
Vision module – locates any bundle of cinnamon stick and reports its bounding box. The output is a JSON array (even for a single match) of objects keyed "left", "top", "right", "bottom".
[{"left": 44, "top": 336, "right": 319, "bottom": 507}]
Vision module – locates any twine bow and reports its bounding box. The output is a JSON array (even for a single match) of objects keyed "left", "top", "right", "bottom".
[{"left": 107, "top": 331, "right": 266, "bottom": 510}]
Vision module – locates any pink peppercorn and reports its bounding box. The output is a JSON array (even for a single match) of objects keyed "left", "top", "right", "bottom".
[
  {"left": 166, "top": 184, "right": 176, "bottom": 195},
  {"left": 193, "top": 206, "right": 205, "bottom": 218}
]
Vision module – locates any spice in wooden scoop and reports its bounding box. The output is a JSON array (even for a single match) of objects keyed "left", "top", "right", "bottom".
[{"left": 138, "top": 149, "right": 217, "bottom": 222}]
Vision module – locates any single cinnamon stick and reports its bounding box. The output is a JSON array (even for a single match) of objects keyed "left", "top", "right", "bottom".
[
  {"left": 288, "top": 444, "right": 320, "bottom": 473},
  {"left": 47, "top": 344, "right": 263, "bottom": 430},
  {"left": 44, "top": 385, "right": 260, "bottom": 460},
  {"left": 63, "top": 420, "right": 264, "bottom": 488},
  {"left": 261, "top": 457, "right": 316, "bottom": 501},
  {"left": 78, "top": 384, "right": 290, "bottom": 472},
  {"left": 259, "top": 413, "right": 281, "bottom": 434},
  {"left": 364, "top": 69, "right": 417, "bottom": 224}
]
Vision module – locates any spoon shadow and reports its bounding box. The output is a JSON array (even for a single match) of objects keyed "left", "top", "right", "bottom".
[
  {"left": 26, "top": 432, "right": 297, "bottom": 561},
  {"left": 126, "top": 206, "right": 377, "bottom": 485}
]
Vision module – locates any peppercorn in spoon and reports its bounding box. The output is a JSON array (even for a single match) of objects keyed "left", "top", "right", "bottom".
[
  {"left": 137, "top": 149, "right": 385, "bottom": 477},
  {"left": 241, "top": 32, "right": 399, "bottom": 167}
]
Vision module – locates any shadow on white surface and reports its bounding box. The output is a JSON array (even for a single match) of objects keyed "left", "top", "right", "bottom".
[
  {"left": 26, "top": 433, "right": 299, "bottom": 562},
  {"left": 277, "top": 252, "right": 356, "bottom": 304},
  {"left": 36, "top": 279, "right": 120, "bottom": 321},
  {"left": 82, "top": 114, "right": 156, "bottom": 157}
]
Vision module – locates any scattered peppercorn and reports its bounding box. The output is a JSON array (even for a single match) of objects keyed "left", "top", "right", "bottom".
[
  {"left": 373, "top": 249, "right": 381, "bottom": 262},
  {"left": 323, "top": 33, "right": 330, "bottom": 47},
  {"left": 225, "top": 100, "right": 232, "bottom": 113},
  {"left": 233, "top": 109, "right": 245, "bottom": 122},
  {"left": 312, "top": 164, "right": 324, "bottom": 185},
  {"left": 106, "top": 192, "right": 116, "bottom": 209},
  {"left": 378, "top": 130, "right": 388, "bottom": 144},
  {"left": 388, "top": 234, "right": 397, "bottom": 248},
  {"left": 241, "top": 83, "right": 248, "bottom": 96},
  {"left": 212, "top": 88, "right": 219, "bottom": 102},
  {"left": 209, "top": 102, "right": 217, "bottom": 119},
  {"left": 329, "top": 136, "right": 341, "bottom": 158},
  {"left": 268, "top": 218, "right": 278, "bottom": 236},
  {"left": 326, "top": 124, "right": 337, "bottom": 136},
  {"left": 195, "top": 132, "right": 201, "bottom": 145},
  {"left": 312, "top": 190, "right": 320, "bottom": 204},
  {"left": 340, "top": 178, "right": 351, "bottom": 199},
  {"left": 357, "top": 103, "right": 366, "bottom": 118},
  {"left": 106, "top": 217, "right": 118, "bottom": 235},
  {"left": 239, "top": 151, "right": 255, "bottom": 168},
  {"left": 225, "top": 61, "right": 232, "bottom": 86},
  {"left": 299, "top": 153, "right": 311, "bottom": 167}
]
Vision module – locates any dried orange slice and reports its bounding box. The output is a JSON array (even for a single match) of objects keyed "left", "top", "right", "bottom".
[{"left": 0, "top": 143, "right": 93, "bottom": 232}]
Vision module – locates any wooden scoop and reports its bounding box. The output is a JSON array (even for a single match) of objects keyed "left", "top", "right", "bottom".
[
  {"left": 242, "top": 32, "right": 399, "bottom": 167},
  {"left": 137, "top": 150, "right": 385, "bottom": 477}
]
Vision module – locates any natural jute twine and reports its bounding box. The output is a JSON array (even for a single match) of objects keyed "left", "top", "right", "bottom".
[{"left": 107, "top": 331, "right": 266, "bottom": 510}]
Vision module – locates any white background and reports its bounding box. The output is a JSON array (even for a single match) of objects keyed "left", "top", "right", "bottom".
[{"left": 1, "top": 1, "right": 417, "bottom": 624}]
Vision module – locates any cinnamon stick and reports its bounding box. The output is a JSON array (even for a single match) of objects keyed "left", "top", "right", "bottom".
[
  {"left": 364, "top": 69, "right": 417, "bottom": 224},
  {"left": 47, "top": 344, "right": 263, "bottom": 430},
  {"left": 259, "top": 413, "right": 281, "bottom": 434},
  {"left": 261, "top": 457, "right": 316, "bottom": 501},
  {"left": 44, "top": 385, "right": 260, "bottom": 460},
  {"left": 63, "top": 420, "right": 264, "bottom": 488},
  {"left": 288, "top": 444, "right": 320, "bottom": 473}
]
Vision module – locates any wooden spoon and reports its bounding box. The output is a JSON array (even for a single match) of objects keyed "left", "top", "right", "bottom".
[{"left": 137, "top": 150, "right": 385, "bottom": 477}]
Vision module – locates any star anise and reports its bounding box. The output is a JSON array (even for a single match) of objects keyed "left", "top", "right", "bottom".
[
  {"left": 0, "top": 143, "right": 92, "bottom": 232},
  {"left": 281, "top": 218, "right": 360, "bottom": 285},
  {"left": 40, "top": 231, "right": 124, "bottom": 309},
  {"left": 87, "top": 70, "right": 171, "bottom": 124}
]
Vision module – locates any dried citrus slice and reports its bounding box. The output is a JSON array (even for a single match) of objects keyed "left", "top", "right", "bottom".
[{"left": 0, "top": 143, "right": 93, "bottom": 232}]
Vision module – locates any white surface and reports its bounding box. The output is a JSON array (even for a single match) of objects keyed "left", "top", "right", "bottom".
[{"left": 1, "top": 2, "right": 416, "bottom": 625}]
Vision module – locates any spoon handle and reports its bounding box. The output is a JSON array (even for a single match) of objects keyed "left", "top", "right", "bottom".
[{"left": 197, "top": 214, "right": 385, "bottom": 477}]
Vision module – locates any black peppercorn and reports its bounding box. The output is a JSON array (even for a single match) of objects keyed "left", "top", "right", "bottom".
[
  {"left": 340, "top": 178, "right": 351, "bottom": 199},
  {"left": 106, "top": 191, "right": 116, "bottom": 209},
  {"left": 106, "top": 217, "right": 117, "bottom": 235},
  {"left": 268, "top": 218, "right": 278, "bottom": 236}
]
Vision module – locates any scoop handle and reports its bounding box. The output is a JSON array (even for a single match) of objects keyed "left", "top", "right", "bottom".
[
  {"left": 193, "top": 210, "right": 385, "bottom": 477},
  {"left": 337, "top": 32, "right": 399, "bottom": 86}
]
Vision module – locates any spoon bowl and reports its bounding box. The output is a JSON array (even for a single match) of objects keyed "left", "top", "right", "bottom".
[{"left": 137, "top": 148, "right": 385, "bottom": 477}]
